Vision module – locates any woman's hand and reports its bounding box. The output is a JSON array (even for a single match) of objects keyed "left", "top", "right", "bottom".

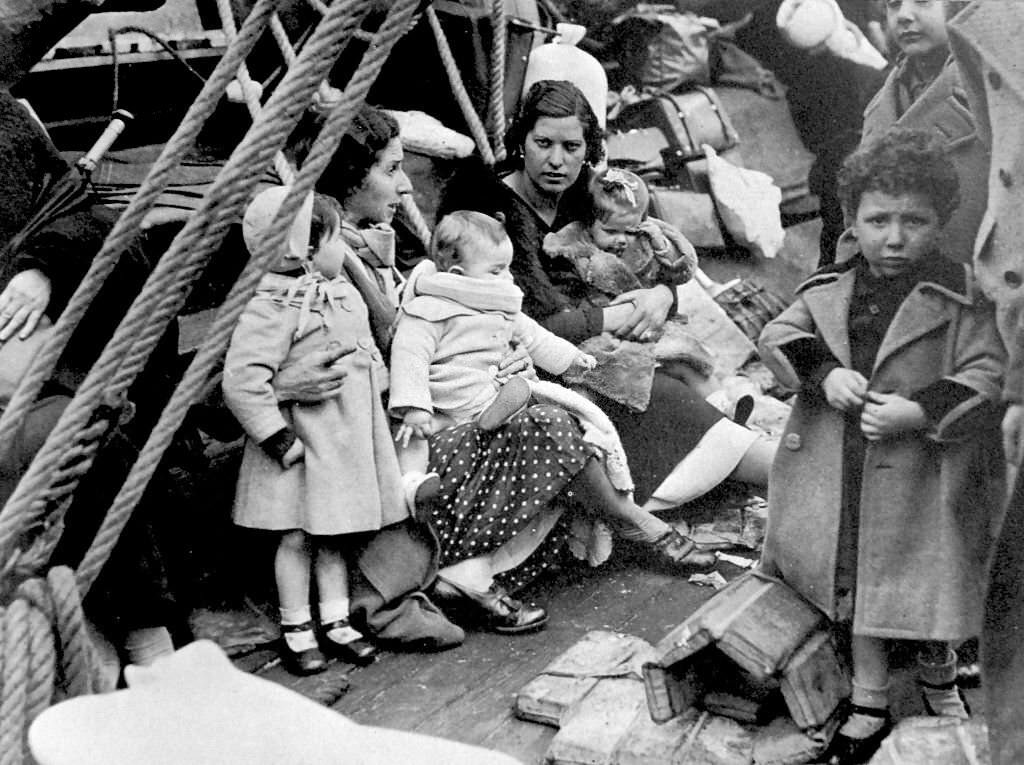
[
  {"left": 608, "top": 285, "right": 674, "bottom": 340},
  {"left": 272, "top": 342, "right": 353, "bottom": 403},
  {"left": 860, "top": 391, "right": 928, "bottom": 441},
  {"left": 0, "top": 269, "right": 51, "bottom": 342},
  {"left": 495, "top": 342, "right": 534, "bottom": 383},
  {"left": 1003, "top": 403, "right": 1024, "bottom": 465},
  {"left": 822, "top": 368, "right": 868, "bottom": 412},
  {"left": 396, "top": 408, "right": 433, "bottom": 448},
  {"left": 281, "top": 439, "right": 305, "bottom": 468}
]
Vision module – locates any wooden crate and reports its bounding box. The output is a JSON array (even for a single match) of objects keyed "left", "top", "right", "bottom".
[{"left": 780, "top": 631, "right": 850, "bottom": 730}]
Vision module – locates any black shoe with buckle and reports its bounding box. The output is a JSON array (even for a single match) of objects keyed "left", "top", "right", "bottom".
[
  {"left": 279, "top": 622, "right": 328, "bottom": 676},
  {"left": 646, "top": 529, "right": 717, "bottom": 574},
  {"left": 320, "top": 619, "right": 379, "bottom": 666},
  {"left": 432, "top": 578, "right": 548, "bottom": 634},
  {"left": 824, "top": 705, "right": 893, "bottom": 765},
  {"left": 919, "top": 677, "right": 971, "bottom": 717}
]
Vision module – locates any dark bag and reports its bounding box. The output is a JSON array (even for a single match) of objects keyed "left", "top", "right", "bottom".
[
  {"left": 611, "top": 86, "right": 738, "bottom": 162},
  {"left": 712, "top": 279, "right": 789, "bottom": 342}
]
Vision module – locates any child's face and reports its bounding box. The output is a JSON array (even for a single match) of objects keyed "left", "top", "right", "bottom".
[
  {"left": 852, "top": 190, "right": 942, "bottom": 278},
  {"left": 311, "top": 228, "right": 346, "bottom": 278},
  {"left": 454, "top": 236, "right": 514, "bottom": 280},
  {"left": 885, "top": 0, "right": 949, "bottom": 59},
  {"left": 588, "top": 209, "right": 643, "bottom": 255}
]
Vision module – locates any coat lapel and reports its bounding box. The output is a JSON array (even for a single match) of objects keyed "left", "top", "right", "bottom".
[
  {"left": 872, "top": 287, "right": 952, "bottom": 374},
  {"left": 900, "top": 61, "right": 957, "bottom": 126},
  {"left": 802, "top": 270, "right": 855, "bottom": 368},
  {"left": 950, "top": 1, "right": 1024, "bottom": 105}
]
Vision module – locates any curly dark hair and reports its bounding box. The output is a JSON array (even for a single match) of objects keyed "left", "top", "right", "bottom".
[
  {"left": 504, "top": 80, "right": 605, "bottom": 167},
  {"left": 837, "top": 128, "right": 960, "bottom": 224},
  {"left": 287, "top": 103, "right": 400, "bottom": 204}
]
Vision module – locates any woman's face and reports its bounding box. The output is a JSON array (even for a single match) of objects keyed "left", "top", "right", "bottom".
[
  {"left": 886, "top": 0, "right": 950, "bottom": 59},
  {"left": 521, "top": 116, "right": 588, "bottom": 197},
  {"left": 342, "top": 137, "right": 412, "bottom": 225}
]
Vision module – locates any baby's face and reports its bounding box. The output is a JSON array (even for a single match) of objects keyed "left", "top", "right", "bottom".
[
  {"left": 885, "top": 0, "right": 949, "bottom": 60},
  {"left": 589, "top": 210, "right": 643, "bottom": 255},
  {"left": 312, "top": 228, "right": 346, "bottom": 278},
  {"left": 456, "top": 236, "right": 514, "bottom": 281}
]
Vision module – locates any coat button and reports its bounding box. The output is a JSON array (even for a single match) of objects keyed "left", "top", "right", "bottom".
[
  {"left": 988, "top": 69, "right": 1002, "bottom": 89},
  {"left": 1005, "top": 271, "right": 1023, "bottom": 289},
  {"left": 784, "top": 433, "right": 802, "bottom": 451},
  {"left": 999, "top": 168, "right": 1014, "bottom": 188}
]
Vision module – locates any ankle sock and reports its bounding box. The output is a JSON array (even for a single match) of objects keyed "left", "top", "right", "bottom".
[
  {"left": 123, "top": 626, "right": 174, "bottom": 667},
  {"left": 614, "top": 513, "right": 671, "bottom": 544},
  {"left": 319, "top": 599, "right": 362, "bottom": 645},
  {"left": 280, "top": 605, "right": 317, "bottom": 652},
  {"left": 840, "top": 680, "right": 890, "bottom": 739},
  {"left": 918, "top": 648, "right": 969, "bottom": 718}
]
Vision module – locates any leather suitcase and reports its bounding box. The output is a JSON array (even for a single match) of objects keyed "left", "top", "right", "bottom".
[{"left": 609, "top": 87, "right": 739, "bottom": 163}]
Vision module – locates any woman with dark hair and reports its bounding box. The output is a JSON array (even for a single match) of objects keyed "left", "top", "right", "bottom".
[
  {"left": 281, "top": 103, "right": 717, "bottom": 635},
  {"left": 440, "top": 80, "right": 776, "bottom": 515}
]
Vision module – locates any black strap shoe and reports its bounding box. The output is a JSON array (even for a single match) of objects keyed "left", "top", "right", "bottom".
[
  {"left": 647, "top": 529, "right": 717, "bottom": 574},
  {"left": 280, "top": 621, "right": 328, "bottom": 676},
  {"left": 824, "top": 704, "right": 892, "bottom": 765},
  {"left": 320, "top": 619, "right": 379, "bottom": 666},
  {"left": 432, "top": 578, "right": 548, "bottom": 634}
]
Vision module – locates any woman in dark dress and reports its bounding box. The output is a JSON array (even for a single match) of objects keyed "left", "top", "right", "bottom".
[
  {"left": 287, "top": 103, "right": 716, "bottom": 634},
  {"left": 439, "top": 80, "right": 776, "bottom": 512}
]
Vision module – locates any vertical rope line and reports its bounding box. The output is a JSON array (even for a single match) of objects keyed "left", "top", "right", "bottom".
[
  {"left": 0, "top": 0, "right": 282, "bottom": 490},
  {"left": 78, "top": 0, "right": 422, "bottom": 591},
  {"left": 0, "top": 0, "right": 369, "bottom": 566},
  {"left": 425, "top": 6, "right": 497, "bottom": 166},
  {"left": 488, "top": 0, "right": 507, "bottom": 162}
]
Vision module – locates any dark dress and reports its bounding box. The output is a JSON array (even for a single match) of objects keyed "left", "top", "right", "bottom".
[
  {"left": 439, "top": 163, "right": 724, "bottom": 502},
  {"left": 427, "top": 405, "right": 599, "bottom": 591}
]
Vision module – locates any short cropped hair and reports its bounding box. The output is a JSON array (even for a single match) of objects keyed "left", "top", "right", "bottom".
[
  {"left": 837, "top": 128, "right": 960, "bottom": 224},
  {"left": 430, "top": 210, "right": 508, "bottom": 271}
]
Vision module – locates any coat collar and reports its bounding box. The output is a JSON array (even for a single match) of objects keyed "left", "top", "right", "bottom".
[
  {"left": 865, "top": 56, "right": 960, "bottom": 136},
  {"left": 948, "top": 1, "right": 1024, "bottom": 102},
  {"left": 798, "top": 255, "right": 974, "bottom": 372}
]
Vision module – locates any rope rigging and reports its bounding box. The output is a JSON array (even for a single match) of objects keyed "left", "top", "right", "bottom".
[{"left": 0, "top": 0, "right": 511, "bottom": 758}]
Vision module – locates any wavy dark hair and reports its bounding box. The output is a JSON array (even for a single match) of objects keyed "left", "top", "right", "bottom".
[
  {"left": 287, "top": 103, "right": 400, "bottom": 204},
  {"left": 837, "top": 128, "right": 960, "bottom": 224},
  {"left": 504, "top": 80, "right": 605, "bottom": 167}
]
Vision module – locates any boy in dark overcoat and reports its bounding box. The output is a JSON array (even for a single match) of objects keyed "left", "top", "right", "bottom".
[{"left": 759, "top": 129, "right": 1005, "bottom": 764}]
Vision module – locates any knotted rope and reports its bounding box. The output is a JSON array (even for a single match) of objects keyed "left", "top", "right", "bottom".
[
  {"left": 426, "top": 5, "right": 496, "bottom": 166},
  {"left": 0, "top": 0, "right": 370, "bottom": 568},
  {"left": 77, "top": 0, "right": 422, "bottom": 593},
  {"left": 0, "top": 567, "right": 97, "bottom": 765},
  {"left": 488, "top": 0, "right": 507, "bottom": 162}
]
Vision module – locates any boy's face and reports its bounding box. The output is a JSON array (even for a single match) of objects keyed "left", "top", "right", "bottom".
[
  {"left": 454, "top": 236, "right": 514, "bottom": 280},
  {"left": 589, "top": 209, "right": 644, "bottom": 255},
  {"left": 886, "top": 0, "right": 949, "bottom": 59},
  {"left": 852, "top": 190, "right": 942, "bottom": 278}
]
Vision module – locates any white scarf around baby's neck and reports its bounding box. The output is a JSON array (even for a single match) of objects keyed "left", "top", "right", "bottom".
[{"left": 402, "top": 260, "right": 523, "bottom": 316}]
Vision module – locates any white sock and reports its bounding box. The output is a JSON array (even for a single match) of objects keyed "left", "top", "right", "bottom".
[
  {"left": 919, "top": 649, "right": 969, "bottom": 718},
  {"left": 840, "top": 681, "right": 890, "bottom": 739},
  {"left": 280, "top": 605, "right": 317, "bottom": 652},
  {"left": 320, "top": 599, "right": 362, "bottom": 645},
  {"left": 123, "top": 626, "right": 174, "bottom": 667}
]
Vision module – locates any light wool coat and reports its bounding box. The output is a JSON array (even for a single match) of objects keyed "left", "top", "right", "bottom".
[
  {"left": 759, "top": 263, "right": 1004, "bottom": 640},
  {"left": 860, "top": 56, "right": 990, "bottom": 264},
  {"left": 224, "top": 272, "right": 406, "bottom": 535},
  {"left": 389, "top": 265, "right": 579, "bottom": 426}
]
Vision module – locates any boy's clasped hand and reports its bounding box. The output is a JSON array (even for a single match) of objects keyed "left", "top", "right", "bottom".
[{"left": 822, "top": 367, "right": 928, "bottom": 441}]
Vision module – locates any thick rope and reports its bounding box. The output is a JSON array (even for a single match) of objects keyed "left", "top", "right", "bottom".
[
  {"left": 0, "top": 0, "right": 283, "bottom": 511},
  {"left": 76, "top": 0, "right": 421, "bottom": 591},
  {"left": 488, "top": 0, "right": 507, "bottom": 162},
  {"left": 215, "top": 0, "right": 296, "bottom": 184},
  {"left": 0, "top": 0, "right": 370, "bottom": 567},
  {"left": 425, "top": 6, "right": 496, "bottom": 166},
  {"left": 400, "top": 194, "right": 432, "bottom": 249},
  {"left": 0, "top": 568, "right": 95, "bottom": 765}
]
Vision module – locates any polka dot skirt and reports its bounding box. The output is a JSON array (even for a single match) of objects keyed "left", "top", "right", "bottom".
[{"left": 427, "top": 405, "right": 598, "bottom": 592}]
